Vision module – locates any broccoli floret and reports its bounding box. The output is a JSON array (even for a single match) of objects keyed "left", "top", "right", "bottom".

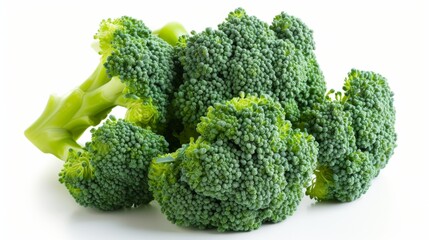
[
  {"left": 307, "top": 151, "right": 375, "bottom": 202},
  {"left": 173, "top": 8, "right": 326, "bottom": 132},
  {"left": 59, "top": 117, "right": 168, "bottom": 210},
  {"left": 299, "top": 99, "right": 356, "bottom": 166},
  {"left": 149, "top": 95, "right": 317, "bottom": 231},
  {"left": 25, "top": 16, "right": 186, "bottom": 160},
  {"left": 270, "top": 12, "right": 326, "bottom": 109},
  {"left": 271, "top": 12, "right": 315, "bottom": 55},
  {"left": 343, "top": 69, "right": 397, "bottom": 172},
  {"left": 301, "top": 69, "right": 396, "bottom": 202},
  {"left": 300, "top": 100, "right": 376, "bottom": 201}
]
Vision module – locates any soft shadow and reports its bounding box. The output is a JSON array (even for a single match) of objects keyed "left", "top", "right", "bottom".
[
  {"left": 67, "top": 203, "right": 243, "bottom": 235},
  {"left": 68, "top": 202, "right": 256, "bottom": 235},
  {"left": 305, "top": 197, "right": 354, "bottom": 213},
  {"left": 117, "top": 203, "right": 226, "bottom": 234},
  {"left": 309, "top": 200, "right": 342, "bottom": 207},
  {"left": 68, "top": 202, "right": 184, "bottom": 233}
]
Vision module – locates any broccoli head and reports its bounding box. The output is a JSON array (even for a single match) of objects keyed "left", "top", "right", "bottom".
[
  {"left": 25, "top": 16, "right": 186, "bottom": 160},
  {"left": 173, "top": 8, "right": 326, "bottom": 132},
  {"left": 149, "top": 95, "right": 317, "bottom": 231},
  {"left": 59, "top": 117, "right": 168, "bottom": 210},
  {"left": 270, "top": 12, "right": 326, "bottom": 109},
  {"left": 343, "top": 69, "right": 397, "bottom": 172},
  {"left": 301, "top": 69, "right": 396, "bottom": 202},
  {"left": 300, "top": 99, "right": 376, "bottom": 202}
]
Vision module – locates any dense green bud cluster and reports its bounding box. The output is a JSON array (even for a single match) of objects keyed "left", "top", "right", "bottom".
[
  {"left": 149, "top": 95, "right": 317, "bottom": 231},
  {"left": 59, "top": 117, "right": 168, "bottom": 211},
  {"left": 302, "top": 69, "right": 396, "bottom": 202},
  {"left": 270, "top": 12, "right": 315, "bottom": 55},
  {"left": 95, "top": 17, "right": 152, "bottom": 58},
  {"left": 299, "top": 100, "right": 355, "bottom": 163},
  {"left": 173, "top": 8, "right": 326, "bottom": 129},
  {"left": 270, "top": 12, "right": 326, "bottom": 109},
  {"left": 301, "top": 100, "right": 375, "bottom": 201},
  {"left": 343, "top": 69, "right": 397, "bottom": 172},
  {"left": 306, "top": 151, "right": 375, "bottom": 202},
  {"left": 101, "top": 16, "right": 176, "bottom": 131}
]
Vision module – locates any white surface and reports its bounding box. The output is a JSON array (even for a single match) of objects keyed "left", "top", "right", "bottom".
[{"left": 1, "top": 0, "right": 428, "bottom": 239}]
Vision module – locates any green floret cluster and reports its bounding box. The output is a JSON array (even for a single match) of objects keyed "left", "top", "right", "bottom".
[
  {"left": 270, "top": 12, "right": 326, "bottom": 108},
  {"left": 173, "top": 8, "right": 325, "bottom": 130},
  {"left": 300, "top": 99, "right": 375, "bottom": 201},
  {"left": 25, "top": 8, "right": 397, "bottom": 232},
  {"left": 149, "top": 95, "right": 318, "bottom": 231},
  {"left": 59, "top": 117, "right": 168, "bottom": 210},
  {"left": 343, "top": 70, "right": 397, "bottom": 172},
  {"left": 101, "top": 17, "right": 176, "bottom": 131},
  {"left": 302, "top": 69, "right": 396, "bottom": 202}
]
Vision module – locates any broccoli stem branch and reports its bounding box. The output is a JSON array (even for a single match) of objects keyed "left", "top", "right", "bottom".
[
  {"left": 26, "top": 21, "right": 188, "bottom": 161},
  {"left": 25, "top": 92, "right": 86, "bottom": 160},
  {"left": 78, "top": 60, "right": 110, "bottom": 92},
  {"left": 24, "top": 67, "right": 127, "bottom": 160},
  {"left": 63, "top": 76, "right": 127, "bottom": 137},
  {"left": 153, "top": 22, "right": 188, "bottom": 46}
]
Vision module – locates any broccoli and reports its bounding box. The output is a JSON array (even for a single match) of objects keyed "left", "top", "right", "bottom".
[
  {"left": 24, "top": 8, "right": 398, "bottom": 231},
  {"left": 59, "top": 117, "right": 169, "bottom": 210},
  {"left": 24, "top": 16, "right": 186, "bottom": 160},
  {"left": 173, "top": 8, "right": 326, "bottom": 134},
  {"left": 149, "top": 95, "right": 318, "bottom": 231},
  {"left": 343, "top": 70, "right": 397, "bottom": 172},
  {"left": 302, "top": 69, "right": 396, "bottom": 202},
  {"left": 300, "top": 98, "right": 376, "bottom": 201},
  {"left": 270, "top": 12, "right": 326, "bottom": 109}
]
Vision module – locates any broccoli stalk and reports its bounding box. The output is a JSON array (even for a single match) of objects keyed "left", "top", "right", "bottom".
[
  {"left": 25, "top": 17, "right": 187, "bottom": 160},
  {"left": 24, "top": 75, "right": 128, "bottom": 160},
  {"left": 153, "top": 22, "right": 189, "bottom": 46}
]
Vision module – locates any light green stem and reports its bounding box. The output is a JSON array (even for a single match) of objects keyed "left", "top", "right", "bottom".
[
  {"left": 153, "top": 22, "right": 188, "bottom": 46},
  {"left": 25, "top": 73, "right": 126, "bottom": 160}
]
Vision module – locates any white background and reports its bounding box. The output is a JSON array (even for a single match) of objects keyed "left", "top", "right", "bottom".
[{"left": 1, "top": 0, "right": 428, "bottom": 239}]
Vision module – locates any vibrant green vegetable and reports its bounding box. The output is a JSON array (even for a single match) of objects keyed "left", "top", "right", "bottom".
[
  {"left": 25, "top": 8, "right": 397, "bottom": 232},
  {"left": 173, "top": 8, "right": 325, "bottom": 133},
  {"left": 149, "top": 95, "right": 318, "bottom": 231},
  {"left": 343, "top": 70, "right": 397, "bottom": 172},
  {"left": 59, "top": 117, "right": 168, "bottom": 210},
  {"left": 300, "top": 98, "right": 375, "bottom": 201},
  {"left": 302, "top": 69, "right": 396, "bottom": 202}
]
